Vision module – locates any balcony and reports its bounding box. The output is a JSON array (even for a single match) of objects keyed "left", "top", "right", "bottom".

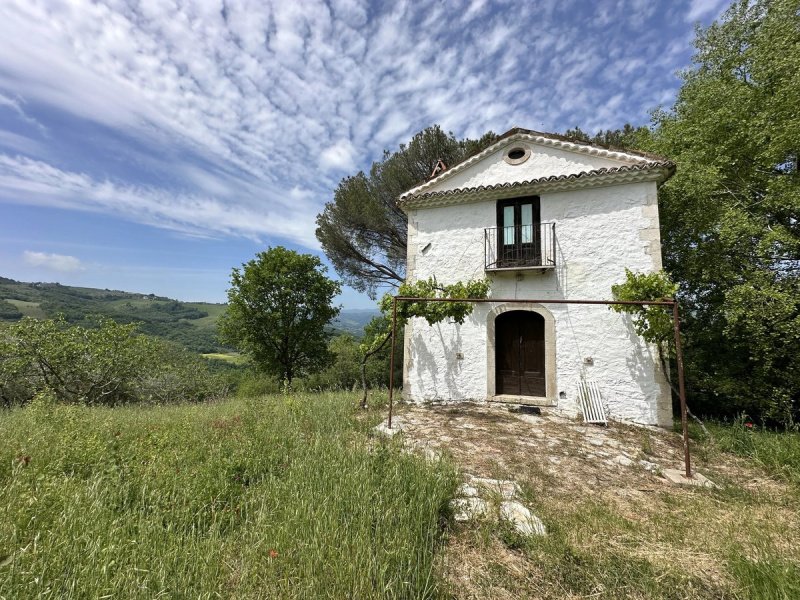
[{"left": 485, "top": 222, "right": 556, "bottom": 271}]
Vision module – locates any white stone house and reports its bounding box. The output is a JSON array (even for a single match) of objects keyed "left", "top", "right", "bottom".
[{"left": 398, "top": 128, "right": 675, "bottom": 427}]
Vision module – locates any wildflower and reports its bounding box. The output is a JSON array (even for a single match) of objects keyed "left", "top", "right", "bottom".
[
  {"left": 268, "top": 549, "right": 278, "bottom": 559},
  {"left": 745, "top": 422, "right": 754, "bottom": 428}
]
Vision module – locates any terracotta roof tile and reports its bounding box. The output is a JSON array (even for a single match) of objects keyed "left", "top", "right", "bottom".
[
  {"left": 492, "top": 127, "right": 669, "bottom": 163},
  {"left": 399, "top": 161, "right": 675, "bottom": 205},
  {"left": 400, "top": 127, "right": 671, "bottom": 202}
]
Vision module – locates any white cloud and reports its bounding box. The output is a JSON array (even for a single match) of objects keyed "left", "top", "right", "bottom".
[
  {"left": 0, "top": 130, "right": 44, "bottom": 155},
  {"left": 0, "top": 92, "right": 47, "bottom": 133},
  {"left": 0, "top": 93, "right": 21, "bottom": 111},
  {"left": 686, "top": 0, "right": 727, "bottom": 22},
  {"left": 319, "top": 139, "right": 357, "bottom": 173},
  {"left": 0, "top": 0, "right": 701, "bottom": 246},
  {"left": 23, "top": 250, "right": 84, "bottom": 272},
  {"left": 0, "top": 154, "right": 319, "bottom": 247}
]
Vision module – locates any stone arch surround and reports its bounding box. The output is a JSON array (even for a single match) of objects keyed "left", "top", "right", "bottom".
[{"left": 486, "top": 302, "right": 557, "bottom": 405}]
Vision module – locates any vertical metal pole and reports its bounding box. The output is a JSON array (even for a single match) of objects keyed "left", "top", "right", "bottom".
[
  {"left": 484, "top": 228, "right": 488, "bottom": 269},
  {"left": 673, "top": 301, "right": 691, "bottom": 478},
  {"left": 387, "top": 297, "right": 398, "bottom": 429}
]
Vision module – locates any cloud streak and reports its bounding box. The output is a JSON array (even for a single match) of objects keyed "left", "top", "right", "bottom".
[
  {"left": 686, "top": 0, "right": 728, "bottom": 21},
  {"left": 0, "top": 0, "right": 706, "bottom": 247},
  {"left": 23, "top": 250, "right": 84, "bottom": 272},
  {"left": 0, "top": 154, "right": 319, "bottom": 246}
]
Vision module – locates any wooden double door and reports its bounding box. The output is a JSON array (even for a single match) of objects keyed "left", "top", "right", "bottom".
[{"left": 495, "top": 311, "right": 546, "bottom": 397}]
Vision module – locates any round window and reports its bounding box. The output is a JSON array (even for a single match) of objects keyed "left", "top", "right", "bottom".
[{"left": 504, "top": 145, "right": 530, "bottom": 165}]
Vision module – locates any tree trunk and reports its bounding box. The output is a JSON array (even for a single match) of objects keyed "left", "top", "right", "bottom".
[
  {"left": 360, "top": 357, "right": 368, "bottom": 409},
  {"left": 283, "top": 365, "right": 293, "bottom": 393},
  {"left": 360, "top": 331, "right": 393, "bottom": 409},
  {"left": 658, "top": 345, "right": 709, "bottom": 436}
]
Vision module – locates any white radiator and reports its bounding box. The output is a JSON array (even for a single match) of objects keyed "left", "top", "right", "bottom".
[{"left": 578, "top": 380, "right": 607, "bottom": 425}]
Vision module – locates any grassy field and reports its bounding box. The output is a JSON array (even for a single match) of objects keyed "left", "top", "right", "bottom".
[
  {"left": 0, "top": 393, "right": 457, "bottom": 599},
  {"left": 185, "top": 302, "right": 228, "bottom": 331},
  {"left": 201, "top": 352, "right": 247, "bottom": 365},
  {"left": 1, "top": 394, "right": 799, "bottom": 599},
  {"left": 2, "top": 299, "right": 47, "bottom": 319},
  {"left": 706, "top": 421, "right": 800, "bottom": 489}
]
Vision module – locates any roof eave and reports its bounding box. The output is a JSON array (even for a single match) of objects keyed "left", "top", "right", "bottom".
[
  {"left": 398, "top": 128, "right": 670, "bottom": 201},
  {"left": 398, "top": 163, "right": 675, "bottom": 212}
]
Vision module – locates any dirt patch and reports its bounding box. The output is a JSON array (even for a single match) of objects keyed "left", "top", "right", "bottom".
[
  {"left": 391, "top": 402, "right": 689, "bottom": 492},
  {"left": 386, "top": 402, "right": 800, "bottom": 599}
]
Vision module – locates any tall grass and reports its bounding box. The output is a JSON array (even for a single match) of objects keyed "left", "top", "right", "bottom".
[
  {"left": 0, "top": 393, "right": 457, "bottom": 599},
  {"left": 706, "top": 420, "right": 800, "bottom": 490}
]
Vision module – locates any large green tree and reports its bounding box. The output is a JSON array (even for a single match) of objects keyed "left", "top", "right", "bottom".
[
  {"left": 219, "top": 247, "right": 341, "bottom": 385},
  {"left": 652, "top": 0, "right": 800, "bottom": 424},
  {"left": 562, "top": 123, "right": 652, "bottom": 151},
  {"left": 315, "top": 125, "right": 498, "bottom": 298}
]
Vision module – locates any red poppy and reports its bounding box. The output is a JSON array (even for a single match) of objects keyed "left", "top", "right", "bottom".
[{"left": 268, "top": 549, "right": 278, "bottom": 559}]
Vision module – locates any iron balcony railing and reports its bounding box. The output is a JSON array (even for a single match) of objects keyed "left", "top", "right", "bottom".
[{"left": 484, "top": 222, "right": 556, "bottom": 270}]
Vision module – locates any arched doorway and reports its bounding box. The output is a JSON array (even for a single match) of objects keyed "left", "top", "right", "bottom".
[{"left": 495, "top": 310, "right": 546, "bottom": 397}]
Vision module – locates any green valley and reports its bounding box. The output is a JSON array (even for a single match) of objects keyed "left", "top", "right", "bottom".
[
  {"left": 0, "top": 276, "right": 227, "bottom": 353},
  {"left": 0, "top": 277, "right": 378, "bottom": 355}
]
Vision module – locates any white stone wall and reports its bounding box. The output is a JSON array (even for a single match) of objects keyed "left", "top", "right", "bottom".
[
  {"left": 424, "top": 142, "right": 636, "bottom": 194},
  {"left": 403, "top": 179, "right": 672, "bottom": 427}
]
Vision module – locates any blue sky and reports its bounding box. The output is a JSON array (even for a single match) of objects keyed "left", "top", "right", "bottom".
[{"left": 0, "top": 0, "right": 728, "bottom": 308}]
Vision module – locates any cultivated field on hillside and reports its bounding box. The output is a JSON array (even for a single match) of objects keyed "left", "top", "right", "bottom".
[{"left": 0, "top": 277, "right": 226, "bottom": 353}]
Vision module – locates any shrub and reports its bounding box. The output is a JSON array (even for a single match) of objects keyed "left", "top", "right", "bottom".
[
  {"left": 0, "top": 316, "right": 225, "bottom": 406},
  {"left": 235, "top": 371, "right": 282, "bottom": 398}
]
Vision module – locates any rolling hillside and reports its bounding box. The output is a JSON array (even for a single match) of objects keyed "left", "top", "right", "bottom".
[
  {"left": 331, "top": 308, "right": 380, "bottom": 337},
  {"left": 0, "top": 277, "right": 227, "bottom": 353},
  {"left": 0, "top": 277, "right": 378, "bottom": 353}
]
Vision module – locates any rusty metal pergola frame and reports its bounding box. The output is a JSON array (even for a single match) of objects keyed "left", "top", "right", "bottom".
[{"left": 386, "top": 296, "right": 692, "bottom": 478}]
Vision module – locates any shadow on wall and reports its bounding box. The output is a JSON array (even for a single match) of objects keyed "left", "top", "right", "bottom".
[
  {"left": 411, "top": 321, "right": 463, "bottom": 400},
  {"left": 559, "top": 304, "right": 585, "bottom": 375},
  {"left": 555, "top": 233, "right": 567, "bottom": 296},
  {"left": 622, "top": 311, "right": 672, "bottom": 423},
  {"left": 622, "top": 312, "right": 653, "bottom": 386},
  {"left": 557, "top": 305, "right": 651, "bottom": 419}
]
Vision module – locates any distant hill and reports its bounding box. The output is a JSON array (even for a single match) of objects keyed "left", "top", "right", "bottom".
[
  {"left": 331, "top": 308, "right": 380, "bottom": 337},
  {"left": 0, "top": 276, "right": 228, "bottom": 353},
  {"left": 0, "top": 277, "right": 378, "bottom": 352}
]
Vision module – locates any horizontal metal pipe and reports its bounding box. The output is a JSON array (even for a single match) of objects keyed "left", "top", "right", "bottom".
[{"left": 394, "top": 296, "right": 676, "bottom": 307}]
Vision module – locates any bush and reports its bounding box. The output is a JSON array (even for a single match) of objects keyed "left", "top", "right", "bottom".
[
  {"left": 0, "top": 316, "right": 226, "bottom": 406},
  {"left": 0, "top": 300, "right": 23, "bottom": 320},
  {"left": 235, "top": 371, "right": 281, "bottom": 398}
]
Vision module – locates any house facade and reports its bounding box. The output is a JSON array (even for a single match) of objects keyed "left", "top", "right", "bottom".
[{"left": 398, "top": 128, "right": 675, "bottom": 427}]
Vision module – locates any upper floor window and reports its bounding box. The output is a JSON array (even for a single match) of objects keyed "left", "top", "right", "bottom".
[{"left": 496, "top": 197, "right": 541, "bottom": 266}]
